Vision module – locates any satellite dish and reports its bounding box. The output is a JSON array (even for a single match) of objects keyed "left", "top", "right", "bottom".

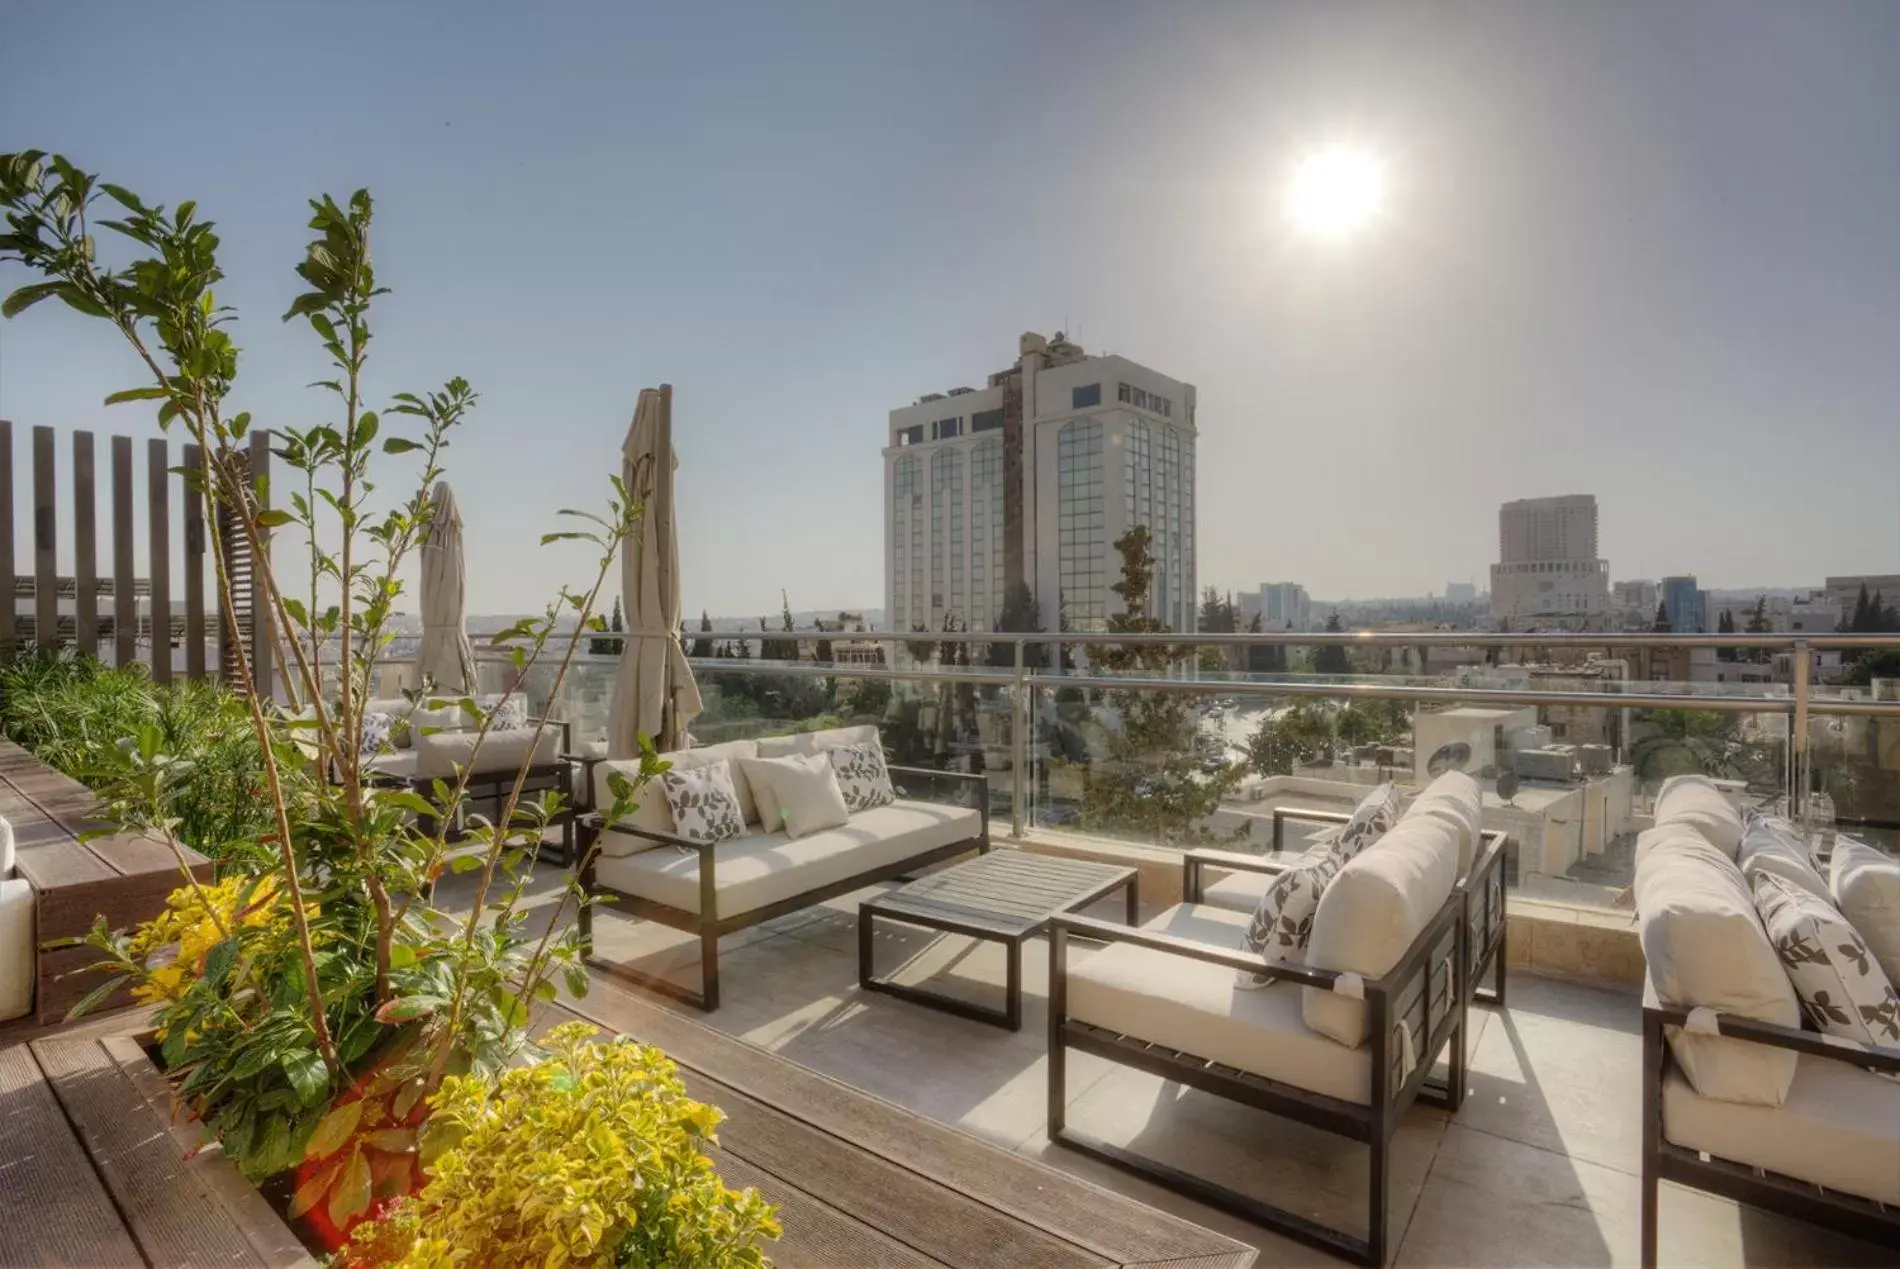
[
  {"left": 1496, "top": 768, "right": 1520, "bottom": 805},
  {"left": 1426, "top": 741, "right": 1472, "bottom": 778}
]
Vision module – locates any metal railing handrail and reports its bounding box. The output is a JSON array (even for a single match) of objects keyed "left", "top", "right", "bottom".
[{"left": 668, "top": 628, "right": 1900, "bottom": 651}]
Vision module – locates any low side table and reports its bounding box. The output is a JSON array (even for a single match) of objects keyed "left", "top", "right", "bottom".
[{"left": 859, "top": 850, "right": 1138, "bottom": 1031}]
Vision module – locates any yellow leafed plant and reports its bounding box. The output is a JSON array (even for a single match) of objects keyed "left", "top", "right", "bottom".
[{"left": 342, "top": 1022, "right": 780, "bottom": 1268}]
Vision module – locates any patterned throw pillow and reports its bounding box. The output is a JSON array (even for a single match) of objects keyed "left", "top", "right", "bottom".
[
  {"left": 1332, "top": 782, "right": 1405, "bottom": 862},
  {"left": 1752, "top": 871, "right": 1900, "bottom": 1067},
  {"left": 360, "top": 711, "right": 395, "bottom": 758},
  {"left": 489, "top": 696, "right": 530, "bottom": 732},
  {"left": 827, "top": 742, "right": 894, "bottom": 814},
  {"left": 660, "top": 762, "right": 747, "bottom": 846},
  {"left": 1235, "top": 848, "right": 1343, "bottom": 989}
]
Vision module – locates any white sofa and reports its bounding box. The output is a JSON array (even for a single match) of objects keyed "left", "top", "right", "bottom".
[
  {"left": 0, "top": 816, "right": 29, "bottom": 1022},
  {"left": 1636, "top": 788, "right": 1900, "bottom": 1264},
  {"left": 577, "top": 725, "right": 988, "bottom": 1011},
  {"left": 1048, "top": 776, "right": 1481, "bottom": 1267}
]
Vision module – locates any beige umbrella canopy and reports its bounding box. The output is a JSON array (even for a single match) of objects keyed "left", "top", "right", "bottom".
[
  {"left": 606, "top": 385, "right": 702, "bottom": 756},
  {"left": 415, "top": 480, "right": 476, "bottom": 694}
]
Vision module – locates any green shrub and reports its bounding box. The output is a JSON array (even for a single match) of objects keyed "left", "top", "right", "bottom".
[
  {"left": 0, "top": 651, "right": 273, "bottom": 866},
  {"left": 342, "top": 1022, "right": 780, "bottom": 1267}
]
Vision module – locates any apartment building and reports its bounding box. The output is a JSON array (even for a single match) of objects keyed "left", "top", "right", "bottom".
[
  {"left": 883, "top": 332, "right": 1197, "bottom": 639},
  {"left": 1488, "top": 495, "right": 1609, "bottom": 626}
]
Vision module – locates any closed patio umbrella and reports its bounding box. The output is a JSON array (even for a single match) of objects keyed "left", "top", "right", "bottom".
[
  {"left": 606, "top": 385, "right": 702, "bottom": 756},
  {"left": 415, "top": 480, "right": 476, "bottom": 694}
]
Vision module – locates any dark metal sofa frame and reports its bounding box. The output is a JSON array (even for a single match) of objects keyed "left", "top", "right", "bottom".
[
  {"left": 364, "top": 717, "right": 576, "bottom": 862},
  {"left": 1640, "top": 1002, "right": 1900, "bottom": 1267},
  {"left": 1184, "top": 807, "right": 1512, "bottom": 1008},
  {"left": 1048, "top": 893, "right": 1469, "bottom": 1267},
  {"left": 574, "top": 762, "right": 989, "bottom": 1012}
]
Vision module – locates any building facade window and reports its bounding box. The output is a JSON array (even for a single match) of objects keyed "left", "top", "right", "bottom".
[
  {"left": 1072, "top": 383, "right": 1101, "bottom": 409},
  {"left": 934, "top": 417, "right": 961, "bottom": 440},
  {"left": 969, "top": 438, "right": 1005, "bottom": 629},
  {"left": 931, "top": 449, "right": 964, "bottom": 620},
  {"left": 1117, "top": 382, "right": 1173, "bottom": 418},
  {"left": 971, "top": 408, "right": 1004, "bottom": 433},
  {"left": 1058, "top": 420, "right": 1106, "bottom": 630},
  {"left": 896, "top": 424, "right": 924, "bottom": 446},
  {"left": 893, "top": 454, "right": 922, "bottom": 631}
]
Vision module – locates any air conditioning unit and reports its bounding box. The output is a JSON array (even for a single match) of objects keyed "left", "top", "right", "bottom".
[
  {"left": 1515, "top": 747, "right": 1577, "bottom": 782},
  {"left": 1578, "top": 744, "right": 1613, "bottom": 776}
]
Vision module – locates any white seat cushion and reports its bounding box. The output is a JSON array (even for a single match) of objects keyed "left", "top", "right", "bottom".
[
  {"left": 593, "top": 800, "right": 981, "bottom": 918},
  {"left": 1654, "top": 774, "right": 1745, "bottom": 858},
  {"left": 1202, "top": 867, "right": 1273, "bottom": 913},
  {"left": 1303, "top": 812, "right": 1461, "bottom": 1047},
  {"left": 1832, "top": 835, "right": 1900, "bottom": 986},
  {"left": 0, "top": 877, "right": 32, "bottom": 1022},
  {"left": 1405, "top": 771, "right": 1484, "bottom": 879},
  {"left": 755, "top": 724, "right": 881, "bottom": 760},
  {"left": 1636, "top": 823, "right": 1800, "bottom": 1106},
  {"left": 1663, "top": 1056, "right": 1900, "bottom": 1205},
  {"left": 593, "top": 740, "right": 761, "bottom": 832},
  {"left": 1067, "top": 903, "right": 1372, "bottom": 1104}
]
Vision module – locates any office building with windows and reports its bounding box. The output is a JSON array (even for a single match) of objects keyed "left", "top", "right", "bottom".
[
  {"left": 884, "top": 332, "right": 1197, "bottom": 642},
  {"left": 1488, "top": 494, "right": 1609, "bottom": 627},
  {"left": 1661, "top": 574, "right": 1708, "bottom": 634}
]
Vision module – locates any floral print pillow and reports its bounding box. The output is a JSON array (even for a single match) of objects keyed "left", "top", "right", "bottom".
[
  {"left": 1752, "top": 871, "right": 1900, "bottom": 1071},
  {"left": 1332, "top": 782, "right": 1405, "bottom": 862},
  {"left": 360, "top": 711, "right": 396, "bottom": 758},
  {"left": 1235, "top": 849, "right": 1343, "bottom": 989},
  {"left": 489, "top": 696, "right": 530, "bottom": 732},
  {"left": 826, "top": 742, "right": 894, "bottom": 814},
  {"left": 660, "top": 762, "right": 747, "bottom": 846}
]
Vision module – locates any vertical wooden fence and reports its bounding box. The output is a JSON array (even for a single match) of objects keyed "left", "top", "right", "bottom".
[{"left": 0, "top": 419, "right": 270, "bottom": 689}]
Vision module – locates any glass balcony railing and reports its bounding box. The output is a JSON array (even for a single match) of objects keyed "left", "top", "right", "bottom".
[{"left": 358, "top": 629, "right": 1899, "bottom": 913}]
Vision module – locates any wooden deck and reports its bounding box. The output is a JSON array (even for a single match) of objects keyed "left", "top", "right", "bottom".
[
  {"left": 0, "top": 992, "right": 1253, "bottom": 1269},
  {"left": 0, "top": 737, "right": 213, "bottom": 1023},
  {"left": 0, "top": 1010, "right": 312, "bottom": 1268}
]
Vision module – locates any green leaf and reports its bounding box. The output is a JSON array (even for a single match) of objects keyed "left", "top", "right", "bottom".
[
  {"left": 328, "top": 1146, "right": 373, "bottom": 1229},
  {"left": 381, "top": 437, "right": 423, "bottom": 454},
  {"left": 305, "top": 1098, "right": 363, "bottom": 1160},
  {"left": 2, "top": 281, "right": 62, "bottom": 318},
  {"left": 366, "top": 1127, "right": 417, "bottom": 1153},
  {"left": 531, "top": 979, "right": 559, "bottom": 1003},
  {"left": 374, "top": 994, "right": 448, "bottom": 1024},
  {"left": 283, "top": 1050, "right": 328, "bottom": 1107},
  {"left": 201, "top": 937, "right": 238, "bottom": 989},
  {"left": 288, "top": 1154, "right": 344, "bottom": 1219},
  {"left": 102, "top": 385, "right": 168, "bottom": 406},
  {"left": 387, "top": 942, "right": 418, "bottom": 970},
  {"left": 449, "top": 854, "right": 482, "bottom": 874},
  {"left": 254, "top": 508, "right": 294, "bottom": 528},
  {"left": 62, "top": 974, "right": 129, "bottom": 1022},
  {"left": 354, "top": 412, "right": 378, "bottom": 447}
]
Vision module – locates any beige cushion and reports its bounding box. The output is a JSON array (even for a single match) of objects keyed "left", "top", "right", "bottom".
[
  {"left": 1663, "top": 1057, "right": 1900, "bottom": 1205},
  {"left": 1068, "top": 903, "right": 1372, "bottom": 1103},
  {"left": 735, "top": 757, "right": 786, "bottom": 834},
  {"left": 1302, "top": 813, "right": 1461, "bottom": 1047},
  {"left": 0, "top": 877, "right": 33, "bottom": 1022},
  {"left": 1202, "top": 867, "right": 1273, "bottom": 913},
  {"left": 592, "top": 800, "right": 981, "bottom": 917},
  {"left": 1404, "top": 771, "right": 1484, "bottom": 878},
  {"left": 592, "top": 740, "right": 760, "bottom": 832},
  {"left": 744, "top": 754, "right": 850, "bottom": 839},
  {"left": 414, "top": 727, "right": 560, "bottom": 779},
  {"left": 1635, "top": 823, "right": 1799, "bottom": 1106},
  {"left": 755, "top": 724, "right": 881, "bottom": 759},
  {"left": 1654, "top": 774, "right": 1744, "bottom": 858},
  {"left": 1832, "top": 835, "right": 1900, "bottom": 986},
  {"left": 1737, "top": 817, "right": 1831, "bottom": 904}
]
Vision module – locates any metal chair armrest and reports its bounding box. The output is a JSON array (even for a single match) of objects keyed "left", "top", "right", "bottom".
[
  {"left": 1645, "top": 1004, "right": 1900, "bottom": 1075},
  {"left": 1181, "top": 847, "right": 1291, "bottom": 904}
]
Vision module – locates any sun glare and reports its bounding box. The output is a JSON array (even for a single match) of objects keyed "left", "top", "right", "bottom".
[{"left": 1285, "top": 145, "right": 1388, "bottom": 239}]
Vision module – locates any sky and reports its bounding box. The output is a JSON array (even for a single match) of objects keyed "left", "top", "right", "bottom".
[{"left": 3, "top": 0, "right": 1899, "bottom": 619}]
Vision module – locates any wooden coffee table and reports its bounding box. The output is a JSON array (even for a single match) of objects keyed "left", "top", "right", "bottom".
[{"left": 859, "top": 850, "right": 1138, "bottom": 1031}]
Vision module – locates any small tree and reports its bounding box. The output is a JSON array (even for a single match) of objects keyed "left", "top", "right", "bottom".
[
  {"left": 1072, "top": 527, "right": 1241, "bottom": 844},
  {"left": 1652, "top": 600, "right": 1673, "bottom": 633},
  {"left": 1314, "top": 612, "right": 1352, "bottom": 676},
  {"left": 690, "top": 609, "right": 714, "bottom": 659}
]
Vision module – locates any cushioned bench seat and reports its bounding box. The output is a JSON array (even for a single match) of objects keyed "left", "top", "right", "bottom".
[
  {"left": 1068, "top": 903, "right": 1371, "bottom": 1104},
  {"left": 1662, "top": 1056, "right": 1900, "bottom": 1207},
  {"left": 594, "top": 800, "right": 982, "bottom": 919}
]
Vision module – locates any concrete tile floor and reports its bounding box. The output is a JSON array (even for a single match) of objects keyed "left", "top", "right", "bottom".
[{"left": 444, "top": 867, "right": 1891, "bottom": 1268}]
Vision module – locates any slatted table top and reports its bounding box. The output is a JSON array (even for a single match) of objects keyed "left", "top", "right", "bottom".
[{"left": 862, "top": 850, "right": 1138, "bottom": 940}]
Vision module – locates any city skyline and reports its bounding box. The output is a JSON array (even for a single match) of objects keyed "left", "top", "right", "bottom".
[{"left": 3, "top": 2, "right": 1898, "bottom": 621}]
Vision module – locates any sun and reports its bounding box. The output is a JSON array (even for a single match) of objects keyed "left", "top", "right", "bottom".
[{"left": 1285, "top": 145, "right": 1388, "bottom": 239}]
